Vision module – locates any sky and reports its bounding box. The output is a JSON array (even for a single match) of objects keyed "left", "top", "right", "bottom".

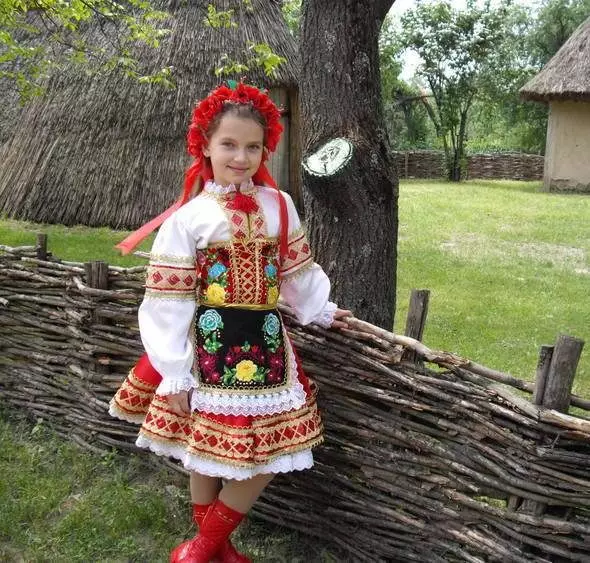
[{"left": 389, "top": 0, "right": 539, "bottom": 79}]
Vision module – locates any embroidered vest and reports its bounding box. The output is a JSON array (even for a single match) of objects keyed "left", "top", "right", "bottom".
[
  {"left": 197, "top": 195, "right": 280, "bottom": 308},
  {"left": 143, "top": 188, "right": 315, "bottom": 414}
]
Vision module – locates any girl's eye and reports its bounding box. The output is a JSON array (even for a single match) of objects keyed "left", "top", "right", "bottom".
[
  {"left": 222, "top": 141, "right": 234, "bottom": 147},
  {"left": 249, "top": 145, "right": 262, "bottom": 151}
]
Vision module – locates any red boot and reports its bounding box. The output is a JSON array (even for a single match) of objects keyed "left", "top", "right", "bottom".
[
  {"left": 170, "top": 499, "right": 248, "bottom": 563},
  {"left": 170, "top": 504, "right": 220, "bottom": 563},
  {"left": 191, "top": 504, "right": 251, "bottom": 563}
]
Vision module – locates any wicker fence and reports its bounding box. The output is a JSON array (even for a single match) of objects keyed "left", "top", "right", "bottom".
[
  {"left": 1, "top": 238, "right": 589, "bottom": 562},
  {"left": 393, "top": 151, "right": 544, "bottom": 181}
]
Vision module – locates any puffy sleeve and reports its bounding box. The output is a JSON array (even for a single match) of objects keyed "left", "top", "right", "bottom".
[
  {"left": 138, "top": 212, "right": 198, "bottom": 395},
  {"left": 278, "top": 193, "right": 337, "bottom": 328}
]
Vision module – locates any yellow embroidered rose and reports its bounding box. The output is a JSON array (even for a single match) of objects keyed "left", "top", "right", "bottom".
[
  {"left": 235, "top": 360, "right": 257, "bottom": 382},
  {"left": 267, "top": 286, "right": 279, "bottom": 305},
  {"left": 206, "top": 283, "right": 226, "bottom": 305}
]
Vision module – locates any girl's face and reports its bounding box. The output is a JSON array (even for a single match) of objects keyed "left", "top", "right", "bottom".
[{"left": 203, "top": 114, "right": 265, "bottom": 187}]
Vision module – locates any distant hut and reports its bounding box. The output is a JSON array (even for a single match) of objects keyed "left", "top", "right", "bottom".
[
  {"left": 520, "top": 17, "right": 590, "bottom": 193},
  {"left": 0, "top": 0, "right": 300, "bottom": 229}
]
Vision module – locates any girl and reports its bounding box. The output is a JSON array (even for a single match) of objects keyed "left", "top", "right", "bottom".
[{"left": 109, "top": 82, "right": 351, "bottom": 563}]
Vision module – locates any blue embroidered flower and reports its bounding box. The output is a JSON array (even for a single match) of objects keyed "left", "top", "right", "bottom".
[
  {"left": 208, "top": 262, "right": 227, "bottom": 280},
  {"left": 198, "top": 309, "right": 224, "bottom": 333},
  {"left": 264, "top": 264, "right": 277, "bottom": 279},
  {"left": 262, "top": 313, "right": 280, "bottom": 337}
]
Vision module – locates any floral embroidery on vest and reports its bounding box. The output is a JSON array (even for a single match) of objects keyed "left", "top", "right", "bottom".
[
  {"left": 196, "top": 191, "right": 284, "bottom": 307},
  {"left": 195, "top": 306, "right": 287, "bottom": 390}
]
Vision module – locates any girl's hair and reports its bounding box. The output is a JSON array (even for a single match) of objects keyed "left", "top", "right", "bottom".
[{"left": 206, "top": 103, "right": 267, "bottom": 142}]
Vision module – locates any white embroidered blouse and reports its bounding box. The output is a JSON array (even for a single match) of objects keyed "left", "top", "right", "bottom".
[{"left": 138, "top": 181, "right": 337, "bottom": 413}]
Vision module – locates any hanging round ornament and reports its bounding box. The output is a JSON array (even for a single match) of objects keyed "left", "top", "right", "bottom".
[{"left": 302, "top": 138, "right": 353, "bottom": 177}]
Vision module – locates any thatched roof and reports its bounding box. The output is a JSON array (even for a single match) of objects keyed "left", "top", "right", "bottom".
[
  {"left": 0, "top": 84, "right": 21, "bottom": 148},
  {"left": 0, "top": 0, "right": 297, "bottom": 229},
  {"left": 520, "top": 16, "right": 590, "bottom": 102}
]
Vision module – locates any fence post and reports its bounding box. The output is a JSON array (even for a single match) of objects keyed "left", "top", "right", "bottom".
[
  {"left": 84, "top": 260, "right": 110, "bottom": 375},
  {"left": 515, "top": 335, "right": 584, "bottom": 517},
  {"left": 532, "top": 344, "right": 554, "bottom": 406},
  {"left": 36, "top": 233, "right": 48, "bottom": 261},
  {"left": 403, "top": 289, "right": 430, "bottom": 364},
  {"left": 512, "top": 344, "right": 554, "bottom": 515},
  {"left": 541, "top": 335, "right": 584, "bottom": 411},
  {"left": 85, "top": 260, "right": 109, "bottom": 292}
]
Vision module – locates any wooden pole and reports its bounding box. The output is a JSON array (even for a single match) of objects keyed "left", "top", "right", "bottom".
[
  {"left": 515, "top": 345, "right": 554, "bottom": 515},
  {"left": 517, "top": 335, "right": 584, "bottom": 517},
  {"left": 36, "top": 233, "right": 48, "bottom": 261},
  {"left": 84, "top": 260, "right": 109, "bottom": 291},
  {"left": 403, "top": 289, "right": 430, "bottom": 364},
  {"left": 542, "top": 335, "right": 584, "bottom": 411},
  {"left": 84, "top": 261, "right": 111, "bottom": 374},
  {"left": 532, "top": 345, "right": 554, "bottom": 406}
]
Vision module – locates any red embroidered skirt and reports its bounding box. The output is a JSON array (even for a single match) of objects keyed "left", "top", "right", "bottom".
[{"left": 109, "top": 353, "right": 324, "bottom": 480}]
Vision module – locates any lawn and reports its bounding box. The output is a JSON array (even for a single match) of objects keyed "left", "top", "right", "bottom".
[
  {"left": 394, "top": 179, "right": 589, "bottom": 396},
  {"left": 0, "top": 413, "right": 329, "bottom": 562},
  {"left": 0, "top": 178, "right": 589, "bottom": 560}
]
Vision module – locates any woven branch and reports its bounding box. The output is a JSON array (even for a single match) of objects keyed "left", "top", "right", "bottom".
[{"left": 1, "top": 245, "right": 589, "bottom": 562}]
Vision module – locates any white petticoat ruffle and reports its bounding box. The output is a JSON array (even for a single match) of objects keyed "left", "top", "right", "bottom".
[
  {"left": 189, "top": 333, "right": 307, "bottom": 416},
  {"left": 135, "top": 434, "right": 314, "bottom": 480}
]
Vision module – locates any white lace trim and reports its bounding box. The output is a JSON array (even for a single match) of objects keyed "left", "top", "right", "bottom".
[
  {"left": 108, "top": 400, "right": 145, "bottom": 425},
  {"left": 313, "top": 301, "right": 337, "bottom": 328},
  {"left": 136, "top": 434, "right": 314, "bottom": 480},
  {"left": 204, "top": 179, "right": 255, "bottom": 195},
  {"left": 156, "top": 374, "right": 197, "bottom": 396},
  {"left": 190, "top": 335, "right": 306, "bottom": 416}
]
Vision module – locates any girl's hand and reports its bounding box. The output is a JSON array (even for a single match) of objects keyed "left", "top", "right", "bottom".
[
  {"left": 167, "top": 390, "right": 192, "bottom": 417},
  {"left": 331, "top": 308, "right": 353, "bottom": 329}
]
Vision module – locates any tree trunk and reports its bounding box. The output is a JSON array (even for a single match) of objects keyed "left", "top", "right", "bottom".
[{"left": 300, "top": 0, "right": 398, "bottom": 329}]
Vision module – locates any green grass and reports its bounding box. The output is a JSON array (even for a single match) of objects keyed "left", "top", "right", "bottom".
[
  {"left": 0, "top": 218, "right": 152, "bottom": 267},
  {"left": 394, "top": 179, "right": 589, "bottom": 396},
  {"left": 0, "top": 412, "right": 335, "bottom": 562},
  {"left": 0, "top": 413, "right": 184, "bottom": 561}
]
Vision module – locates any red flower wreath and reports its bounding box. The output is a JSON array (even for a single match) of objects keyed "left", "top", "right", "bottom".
[{"left": 187, "top": 83, "right": 283, "bottom": 161}]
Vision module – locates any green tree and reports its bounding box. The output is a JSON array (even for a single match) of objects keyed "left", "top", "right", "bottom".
[
  {"left": 528, "top": 0, "right": 590, "bottom": 65},
  {"left": 464, "top": 3, "right": 546, "bottom": 153},
  {"left": 380, "top": 14, "right": 432, "bottom": 149},
  {"left": 401, "top": 0, "right": 513, "bottom": 180},
  {"left": 281, "top": 0, "right": 301, "bottom": 38},
  {"left": 467, "top": 0, "right": 590, "bottom": 154},
  {"left": 1, "top": 1, "right": 288, "bottom": 102},
  {"left": 0, "top": 0, "right": 174, "bottom": 101}
]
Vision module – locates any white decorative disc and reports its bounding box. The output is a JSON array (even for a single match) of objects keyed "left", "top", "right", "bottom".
[{"left": 302, "top": 138, "right": 353, "bottom": 177}]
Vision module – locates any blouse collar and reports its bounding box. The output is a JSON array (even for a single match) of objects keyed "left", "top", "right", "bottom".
[{"left": 204, "top": 179, "right": 256, "bottom": 196}]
